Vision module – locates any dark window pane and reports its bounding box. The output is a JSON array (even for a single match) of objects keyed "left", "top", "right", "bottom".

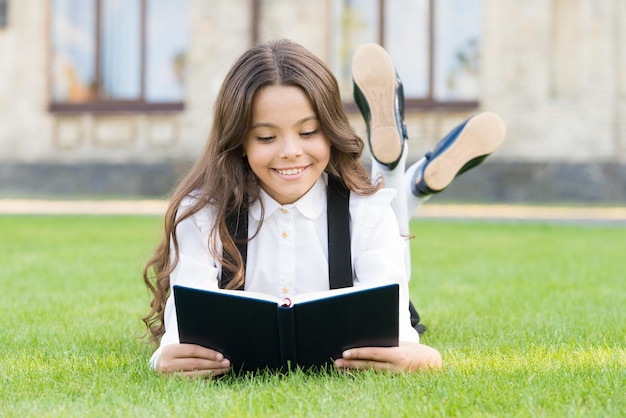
[
  {"left": 0, "top": 0, "right": 8, "bottom": 27},
  {"left": 51, "top": 0, "right": 96, "bottom": 103},
  {"left": 100, "top": 0, "right": 141, "bottom": 100},
  {"left": 146, "top": 0, "right": 188, "bottom": 102}
]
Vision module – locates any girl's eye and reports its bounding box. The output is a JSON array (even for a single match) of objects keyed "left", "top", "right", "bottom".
[
  {"left": 257, "top": 136, "right": 275, "bottom": 142},
  {"left": 300, "top": 130, "right": 318, "bottom": 138}
]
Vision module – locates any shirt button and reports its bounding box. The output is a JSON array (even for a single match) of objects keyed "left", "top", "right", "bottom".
[
  {"left": 282, "top": 287, "right": 289, "bottom": 293},
  {"left": 281, "top": 231, "right": 288, "bottom": 238},
  {"left": 280, "top": 208, "right": 288, "bottom": 214}
]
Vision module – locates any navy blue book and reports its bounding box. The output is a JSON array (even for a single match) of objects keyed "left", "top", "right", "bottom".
[{"left": 173, "top": 283, "right": 399, "bottom": 373}]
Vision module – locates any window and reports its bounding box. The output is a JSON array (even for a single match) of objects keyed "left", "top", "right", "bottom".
[
  {"left": 331, "top": 0, "right": 482, "bottom": 108},
  {"left": 49, "top": 0, "right": 188, "bottom": 112},
  {"left": 0, "top": 0, "right": 7, "bottom": 28}
]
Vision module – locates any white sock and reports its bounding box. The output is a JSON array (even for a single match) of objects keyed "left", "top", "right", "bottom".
[{"left": 404, "top": 157, "right": 431, "bottom": 217}]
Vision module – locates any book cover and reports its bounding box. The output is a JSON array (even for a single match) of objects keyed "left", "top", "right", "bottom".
[{"left": 173, "top": 283, "right": 399, "bottom": 373}]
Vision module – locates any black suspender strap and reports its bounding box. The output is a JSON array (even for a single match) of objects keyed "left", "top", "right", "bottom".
[
  {"left": 326, "top": 175, "right": 353, "bottom": 289},
  {"left": 221, "top": 175, "right": 352, "bottom": 290},
  {"left": 221, "top": 205, "right": 248, "bottom": 290}
]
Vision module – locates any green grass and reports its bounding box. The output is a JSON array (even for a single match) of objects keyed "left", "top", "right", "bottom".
[{"left": 0, "top": 215, "right": 624, "bottom": 417}]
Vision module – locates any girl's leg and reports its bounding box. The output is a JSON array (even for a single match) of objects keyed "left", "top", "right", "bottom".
[
  {"left": 352, "top": 43, "right": 415, "bottom": 234},
  {"left": 379, "top": 112, "right": 506, "bottom": 280},
  {"left": 353, "top": 43, "right": 418, "bottom": 280},
  {"left": 404, "top": 156, "right": 431, "bottom": 218},
  {"left": 410, "top": 112, "right": 506, "bottom": 198},
  {"left": 370, "top": 142, "right": 410, "bottom": 235},
  {"left": 353, "top": 44, "right": 506, "bottom": 278},
  {"left": 370, "top": 145, "right": 431, "bottom": 233},
  {"left": 370, "top": 142, "right": 422, "bottom": 281}
]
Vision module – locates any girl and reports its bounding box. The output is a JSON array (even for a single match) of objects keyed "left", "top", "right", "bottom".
[{"left": 142, "top": 39, "right": 443, "bottom": 378}]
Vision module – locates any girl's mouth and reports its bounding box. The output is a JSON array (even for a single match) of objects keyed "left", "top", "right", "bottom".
[{"left": 274, "top": 167, "right": 305, "bottom": 176}]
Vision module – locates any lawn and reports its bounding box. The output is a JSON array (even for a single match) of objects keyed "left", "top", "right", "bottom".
[{"left": 0, "top": 215, "right": 624, "bottom": 416}]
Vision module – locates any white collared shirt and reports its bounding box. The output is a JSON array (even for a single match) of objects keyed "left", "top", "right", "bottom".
[{"left": 150, "top": 175, "right": 419, "bottom": 368}]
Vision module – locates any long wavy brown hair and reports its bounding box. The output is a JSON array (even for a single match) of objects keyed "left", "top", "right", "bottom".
[{"left": 142, "top": 39, "right": 381, "bottom": 344}]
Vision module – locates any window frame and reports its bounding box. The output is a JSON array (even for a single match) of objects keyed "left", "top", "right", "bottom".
[
  {"left": 346, "top": 0, "right": 479, "bottom": 111},
  {"left": 48, "top": 0, "right": 185, "bottom": 114}
]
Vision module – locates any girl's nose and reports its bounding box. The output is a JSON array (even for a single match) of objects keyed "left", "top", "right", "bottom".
[{"left": 279, "top": 135, "right": 303, "bottom": 159}]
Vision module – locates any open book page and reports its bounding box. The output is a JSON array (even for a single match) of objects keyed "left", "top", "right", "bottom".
[
  {"left": 205, "top": 288, "right": 283, "bottom": 304},
  {"left": 289, "top": 283, "right": 391, "bottom": 304},
  {"left": 201, "top": 282, "right": 392, "bottom": 307}
]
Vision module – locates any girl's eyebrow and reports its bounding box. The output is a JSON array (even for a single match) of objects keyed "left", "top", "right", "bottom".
[{"left": 250, "top": 115, "right": 318, "bottom": 130}]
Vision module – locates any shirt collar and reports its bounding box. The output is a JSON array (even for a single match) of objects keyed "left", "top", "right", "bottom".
[{"left": 249, "top": 174, "right": 327, "bottom": 221}]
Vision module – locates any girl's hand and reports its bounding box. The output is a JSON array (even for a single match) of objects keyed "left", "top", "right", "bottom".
[
  {"left": 156, "top": 343, "right": 231, "bottom": 378},
  {"left": 334, "top": 341, "right": 442, "bottom": 372}
]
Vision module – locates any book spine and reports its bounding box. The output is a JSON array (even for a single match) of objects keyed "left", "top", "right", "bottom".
[{"left": 276, "top": 306, "right": 297, "bottom": 372}]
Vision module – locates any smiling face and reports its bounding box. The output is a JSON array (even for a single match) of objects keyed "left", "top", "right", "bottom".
[{"left": 243, "top": 85, "right": 331, "bottom": 205}]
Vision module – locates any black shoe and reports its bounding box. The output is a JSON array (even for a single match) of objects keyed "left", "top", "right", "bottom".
[
  {"left": 412, "top": 112, "right": 506, "bottom": 197},
  {"left": 352, "top": 43, "right": 408, "bottom": 170},
  {"left": 409, "top": 301, "right": 426, "bottom": 334}
]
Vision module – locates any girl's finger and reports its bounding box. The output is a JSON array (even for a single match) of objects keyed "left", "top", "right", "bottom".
[
  {"left": 335, "top": 358, "right": 398, "bottom": 372},
  {"left": 158, "top": 355, "right": 230, "bottom": 374},
  {"left": 178, "top": 367, "right": 231, "bottom": 379},
  {"left": 342, "top": 347, "right": 397, "bottom": 362},
  {"left": 169, "top": 344, "right": 224, "bottom": 361}
]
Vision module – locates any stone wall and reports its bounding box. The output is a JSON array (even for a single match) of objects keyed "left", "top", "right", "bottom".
[{"left": 482, "top": 0, "right": 626, "bottom": 163}]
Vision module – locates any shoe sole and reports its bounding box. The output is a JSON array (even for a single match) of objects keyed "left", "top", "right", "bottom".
[
  {"left": 352, "top": 44, "right": 403, "bottom": 166},
  {"left": 423, "top": 112, "right": 506, "bottom": 191}
]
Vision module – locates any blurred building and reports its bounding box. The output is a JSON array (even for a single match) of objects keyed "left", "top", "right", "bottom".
[{"left": 0, "top": 0, "right": 625, "bottom": 202}]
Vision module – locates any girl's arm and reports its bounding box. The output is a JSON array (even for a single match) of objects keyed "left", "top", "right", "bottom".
[
  {"left": 152, "top": 202, "right": 230, "bottom": 376},
  {"left": 351, "top": 193, "right": 417, "bottom": 343},
  {"left": 349, "top": 191, "right": 442, "bottom": 371},
  {"left": 156, "top": 343, "right": 231, "bottom": 378},
  {"left": 334, "top": 342, "right": 442, "bottom": 371}
]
